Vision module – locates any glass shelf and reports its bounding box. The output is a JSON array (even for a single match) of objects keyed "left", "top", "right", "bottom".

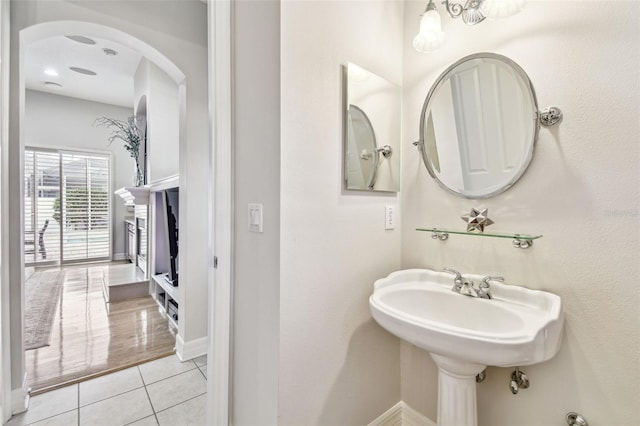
[{"left": 417, "top": 227, "right": 542, "bottom": 248}]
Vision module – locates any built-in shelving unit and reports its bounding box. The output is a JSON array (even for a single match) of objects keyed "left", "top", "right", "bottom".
[
  {"left": 148, "top": 174, "right": 180, "bottom": 328},
  {"left": 417, "top": 227, "right": 542, "bottom": 249},
  {"left": 151, "top": 273, "right": 179, "bottom": 328}
]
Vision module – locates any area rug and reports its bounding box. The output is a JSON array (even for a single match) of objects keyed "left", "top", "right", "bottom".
[{"left": 24, "top": 270, "right": 65, "bottom": 350}]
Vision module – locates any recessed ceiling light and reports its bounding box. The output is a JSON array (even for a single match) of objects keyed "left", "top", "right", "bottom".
[
  {"left": 69, "top": 66, "right": 97, "bottom": 76},
  {"left": 44, "top": 68, "right": 58, "bottom": 77},
  {"left": 43, "top": 81, "right": 63, "bottom": 88},
  {"left": 65, "top": 35, "right": 96, "bottom": 45},
  {"left": 102, "top": 48, "right": 118, "bottom": 56}
]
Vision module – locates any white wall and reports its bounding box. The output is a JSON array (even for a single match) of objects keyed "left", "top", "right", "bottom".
[
  {"left": 280, "top": 0, "right": 404, "bottom": 424},
  {"left": 24, "top": 90, "right": 133, "bottom": 259},
  {"left": 134, "top": 58, "right": 179, "bottom": 183},
  {"left": 231, "top": 1, "right": 280, "bottom": 424},
  {"left": 401, "top": 2, "right": 640, "bottom": 425}
]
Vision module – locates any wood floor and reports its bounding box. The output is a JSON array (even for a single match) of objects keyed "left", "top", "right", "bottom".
[{"left": 25, "top": 262, "right": 177, "bottom": 393}]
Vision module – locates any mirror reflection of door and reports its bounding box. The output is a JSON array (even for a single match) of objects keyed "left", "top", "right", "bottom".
[{"left": 449, "top": 61, "right": 529, "bottom": 192}]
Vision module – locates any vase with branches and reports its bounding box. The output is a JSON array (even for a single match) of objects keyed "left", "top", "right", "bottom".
[{"left": 94, "top": 116, "right": 145, "bottom": 186}]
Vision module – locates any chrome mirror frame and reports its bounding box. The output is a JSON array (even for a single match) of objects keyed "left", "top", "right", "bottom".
[
  {"left": 348, "top": 104, "right": 379, "bottom": 189},
  {"left": 414, "top": 52, "right": 561, "bottom": 199}
]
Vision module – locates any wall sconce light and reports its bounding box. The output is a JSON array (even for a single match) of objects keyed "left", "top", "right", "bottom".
[
  {"left": 413, "top": 0, "right": 446, "bottom": 53},
  {"left": 413, "top": 0, "right": 526, "bottom": 52}
]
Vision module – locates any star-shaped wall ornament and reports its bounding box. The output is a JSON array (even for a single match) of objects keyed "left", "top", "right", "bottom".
[{"left": 461, "top": 208, "right": 494, "bottom": 233}]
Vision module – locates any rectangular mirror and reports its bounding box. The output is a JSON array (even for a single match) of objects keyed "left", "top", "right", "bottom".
[{"left": 343, "top": 62, "right": 401, "bottom": 192}]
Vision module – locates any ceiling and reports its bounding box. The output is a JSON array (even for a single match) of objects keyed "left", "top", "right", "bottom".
[{"left": 24, "top": 34, "right": 143, "bottom": 108}]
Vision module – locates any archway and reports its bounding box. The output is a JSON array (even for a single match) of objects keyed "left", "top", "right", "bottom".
[{"left": 17, "top": 18, "right": 187, "bottom": 394}]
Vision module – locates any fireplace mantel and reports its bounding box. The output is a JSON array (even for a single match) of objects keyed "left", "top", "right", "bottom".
[{"left": 114, "top": 187, "right": 150, "bottom": 206}]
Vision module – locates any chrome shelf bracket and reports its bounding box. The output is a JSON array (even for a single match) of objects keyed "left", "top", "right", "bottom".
[
  {"left": 431, "top": 231, "right": 449, "bottom": 241},
  {"left": 512, "top": 236, "right": 533, "bottom": 249}
]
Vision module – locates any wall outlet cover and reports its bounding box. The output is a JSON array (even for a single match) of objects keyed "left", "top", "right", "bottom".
[{"left": 385, "top": 205, "right": 395, "bottom": 230}]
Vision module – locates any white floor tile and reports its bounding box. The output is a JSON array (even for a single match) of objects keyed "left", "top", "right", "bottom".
[
  {"left": 79, "top": 388, "right": 153, "bottom": 426},
  {"left": 197, "top": 365, "right": 207, "bottom": 379},
  {"left": 146, "top": 370, "right": 206, "bottom": 413},
  {"left": 126, "top": 415, "right": 159, "bottom": 426},
  {"left": 156, "top": 394, "right": 206, "bottom": 426},
  {"left": 192, "top": 355, "right": 207, "bottom": 367},
  {"left": 29, "top": 409, "right": 78, "bottom": 426},
  {"left": 138, "top": 355, "right": 196, "bottom": 385},
  {"left": 80, "top": 367, "right": 144, "bottom": 406},
  {"left": 7, "top": 385, "right": 78, "bottom": 426}
]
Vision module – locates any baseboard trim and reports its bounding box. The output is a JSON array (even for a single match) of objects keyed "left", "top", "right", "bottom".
[
  {"left": 175, "top": 335, "right": 207, "bottom": 362},
  {"left": 402, "top": 402, "right": 436, "bottom": 426},
  {"left": 369, "top": 401, "right": 403, "bottom": 426},
  {"left": 368, "top": 401, "right": 435, "bottom": 426},
  {"left": 11, "top": 372, "right": 29, "bottom": 415}
]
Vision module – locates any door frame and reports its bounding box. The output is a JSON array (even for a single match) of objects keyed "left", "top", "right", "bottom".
[
  {"left": 1, "top": 0, "right": 12, "bottom": 422},
  {"left": 207, "top": 0, "right": 233, "bottom": 424},
  {"left": 0, "top": 2, "right": 234, "bottom": 422}
]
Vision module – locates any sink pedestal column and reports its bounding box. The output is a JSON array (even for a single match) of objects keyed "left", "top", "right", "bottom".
[{"left": 430, "top": 354, "right": 486, "bottom": 426}]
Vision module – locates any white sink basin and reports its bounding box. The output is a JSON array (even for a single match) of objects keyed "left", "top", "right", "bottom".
[
  {"left": 370, "top": 269, "right": 564, "bottom": 426},
  {"left": 370, "top": 269, "right": 563, "bottom": 367}
]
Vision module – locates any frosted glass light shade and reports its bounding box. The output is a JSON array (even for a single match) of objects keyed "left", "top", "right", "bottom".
[
  {"left": 413, "top": 9, "right": 445, "bottom": 53},
  {"left": 480, "top": 0, "right": 526, "bottom": 19}
]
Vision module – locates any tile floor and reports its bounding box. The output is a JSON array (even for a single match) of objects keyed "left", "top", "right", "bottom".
[{"left": 8, "top": 354, "right": 207, "bottom": 426}]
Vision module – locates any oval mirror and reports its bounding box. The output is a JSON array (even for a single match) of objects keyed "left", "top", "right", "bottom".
[
  {"left": 347, "top": 105, "right": 378, "bottom": 189},
  {"left": 418, "top": 53, "right": 539, "bottom": 198}
]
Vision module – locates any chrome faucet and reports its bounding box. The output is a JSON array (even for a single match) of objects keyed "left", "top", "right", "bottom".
[
  {"left": 443, "top": 267, "right": 477, "bottom": 297},
  {"left": 443, "top": 268, "right": 504, "bottom": 300},
  {"left": 443, "top": 267, "right": 463, "bottom": 292},
  {"left": 477, "top": 276, "right": 504, "bottom": 299}
]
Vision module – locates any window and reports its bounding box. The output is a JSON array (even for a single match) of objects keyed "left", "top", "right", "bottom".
[{"left": 24, "top": 148, "right": 111, "bottom": 264}]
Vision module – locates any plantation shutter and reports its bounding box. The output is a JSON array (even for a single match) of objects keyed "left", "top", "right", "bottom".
[
  {"left": 24, "top": 149, "right": 61, "bottom": 264},
  {"left": 61, "top": 152, "right": 111, "bottom": 261}
]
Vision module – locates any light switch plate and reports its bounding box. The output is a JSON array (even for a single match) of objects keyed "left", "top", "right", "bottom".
[
  {"left": 248, "top": 203, "right": 263, "bottom": 233},
  {"left": 385, "top": 205, "right": 395, "bottom": 230}
]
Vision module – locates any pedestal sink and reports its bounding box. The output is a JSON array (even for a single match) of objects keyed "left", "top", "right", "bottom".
[{"left": 369, "top": 269, "right": 564, "bottom": 426}]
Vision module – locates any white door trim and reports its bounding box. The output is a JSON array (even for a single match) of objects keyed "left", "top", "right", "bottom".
[
  {"left": 0, "top": 0, "right": 11, "bottom": 421},
  {"left": 207, "top": 0, "right": 233, "bottom": 424}
]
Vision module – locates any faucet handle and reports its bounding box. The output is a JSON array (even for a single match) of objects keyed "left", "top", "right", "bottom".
[
  {"left": 443, "top": 267, "right": 462, "bottom": 282},
  {"left": 480, "top": 275, "right": 504, "bottom": 287}
]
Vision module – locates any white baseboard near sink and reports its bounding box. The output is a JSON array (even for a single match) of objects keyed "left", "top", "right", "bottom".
[{"left": 368, "top": 401, "right": 436, "bottom": 426}]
